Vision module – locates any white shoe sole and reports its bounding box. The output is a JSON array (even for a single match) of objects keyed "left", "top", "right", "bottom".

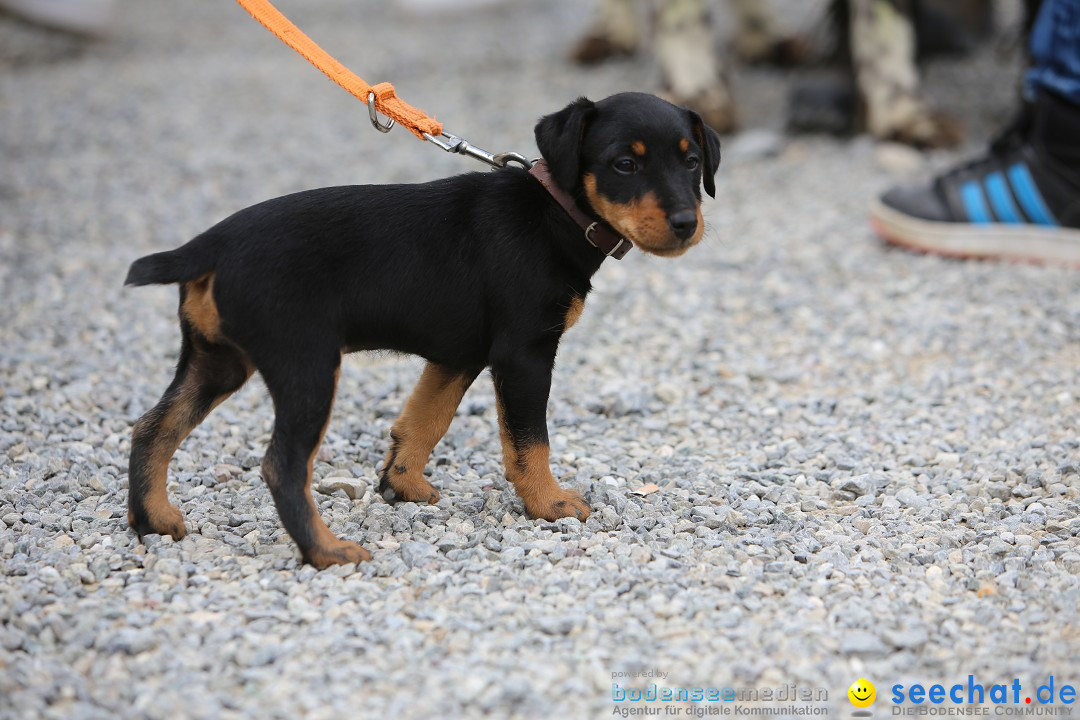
[{"left": 870, "top": 198, "right": 1080, "bottom": 267}]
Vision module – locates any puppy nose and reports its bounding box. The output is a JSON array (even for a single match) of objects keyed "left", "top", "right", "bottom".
[{"left": 668, "top": 209, "right": 698, "bottom": 240}]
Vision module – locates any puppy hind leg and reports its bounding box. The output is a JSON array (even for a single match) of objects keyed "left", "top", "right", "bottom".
[
  {"left": 260, "top": 356, "right": 371, "bottom": 568},
  {"left": 380, "top": 363, "right": 480, "bottom": 504},
  {"left": 128, "top": 332, "right": 252, "bottom": 540}
]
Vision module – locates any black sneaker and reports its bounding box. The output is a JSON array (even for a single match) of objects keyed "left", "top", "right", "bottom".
[{"left": 870, "top": 91, "right": 1080, "bottom": 265}]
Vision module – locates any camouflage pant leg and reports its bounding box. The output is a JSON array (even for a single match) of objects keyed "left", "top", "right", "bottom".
[
  {"left": 654, "top": 0, "right": 736, "bottom": 131},
  {"left": 728, "top": 0, "right": 779, "bottom": 62},
  {"left": 570, "top": 0, "right": 642, "bottom": 63},
  {"left": 849, "top": 0, "right": 960, "bottom": 146}
]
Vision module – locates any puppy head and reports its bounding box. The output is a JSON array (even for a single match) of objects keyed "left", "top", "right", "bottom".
[{"left": 535, "top": 92, "right": 721, "bottom": 257}]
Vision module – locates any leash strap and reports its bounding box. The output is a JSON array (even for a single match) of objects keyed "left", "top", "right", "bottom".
[{"left": 234, "top": 0, "right": 442, "bottom": 139}]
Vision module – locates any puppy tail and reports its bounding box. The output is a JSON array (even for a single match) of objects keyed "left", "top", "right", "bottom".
[{"left": 124, "top": 233, "right": 220, "bottom": 287}]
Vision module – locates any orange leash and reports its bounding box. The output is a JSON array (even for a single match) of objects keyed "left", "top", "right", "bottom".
[{"left": 234, "top": 0, "right": 442, "bottom": 139}]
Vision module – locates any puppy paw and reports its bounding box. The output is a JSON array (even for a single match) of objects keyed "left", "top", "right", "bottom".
[
  {"left": 129, "top": 503, "right": 187, "bottom": 541},
  {"left": 525, "top": 489, "right": 592, "bottom": 521},
  {"left": 379, "top": 468, "right": 440, "bottom": 505},
  {"left": 304, "top": 539, "right": 373, "bottom": 569}
]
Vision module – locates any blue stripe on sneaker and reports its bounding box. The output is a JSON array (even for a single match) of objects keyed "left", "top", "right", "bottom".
[
  {"left": 984, "top": 171, "right": 1022, "bottom": 224},
  {"left": 960, "top": 181, "right": 991, "bottom": 224},
  {"left": 1007, "top": 163, "right": 1058, "bottom": 226}
]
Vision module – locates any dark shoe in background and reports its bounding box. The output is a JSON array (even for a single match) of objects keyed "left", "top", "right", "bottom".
[{"left": 870, "top": 91, "right": 1080, "bottom": 265}]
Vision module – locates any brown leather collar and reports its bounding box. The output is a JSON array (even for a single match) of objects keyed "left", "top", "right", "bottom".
[{"left": 528, "top": 160, "right": 632, "bottom": 260}]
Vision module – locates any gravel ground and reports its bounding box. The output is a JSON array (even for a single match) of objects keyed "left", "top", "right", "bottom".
[{"left": 2, "top": 1, "right": 1079, "bottom": 719}]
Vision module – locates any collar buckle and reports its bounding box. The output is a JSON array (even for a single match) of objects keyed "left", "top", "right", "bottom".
[
  {"left": 584, "top": 222, "right": 600, "bottom": 248},
  {"left": 585, "top": 222, "right": 629, "bottom": 258},
  {"left": 529, "top": 160, "right": 632, "bottom": 261}
]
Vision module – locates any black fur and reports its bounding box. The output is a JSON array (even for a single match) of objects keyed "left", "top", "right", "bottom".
[{"left": 535, "top": 96, "right": 597, "bottom": 192}]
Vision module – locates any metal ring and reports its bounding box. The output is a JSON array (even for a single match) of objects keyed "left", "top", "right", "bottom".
[
  {"left": 367, "top": 92, "right": 395, "bottom": 133},
  {"left": 492, "top": 152, "right": 533, "bottom": 169},
  {"left": 584, "top": 222, "right": 599, "bottom": 248}
]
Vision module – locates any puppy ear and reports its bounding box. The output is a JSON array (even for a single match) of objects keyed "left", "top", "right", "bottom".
[
  {"left": 534, "top": 97, "right": 596, "bottom": 191},
  {"left": 688, "top": 109, "right": 722, "bottom": 198}
]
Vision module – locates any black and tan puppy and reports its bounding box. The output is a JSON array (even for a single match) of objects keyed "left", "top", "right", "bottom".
[{"left": 125, "top": 92, "right": 720, "bottom": 567}]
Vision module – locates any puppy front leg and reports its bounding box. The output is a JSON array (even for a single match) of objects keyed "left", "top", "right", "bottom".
[
  {"left": 381, "top": 363, "right": 481, "bottom": 504},
  {"left": 490, "top": 352, "right": 592, "bottom": 521}
]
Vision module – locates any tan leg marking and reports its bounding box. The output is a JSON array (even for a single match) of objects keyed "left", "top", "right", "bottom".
[
  {"left": 181, "top": 273, "right": 222, "bottom": 342},
  {"left": 130, "top": 354, "right": 253, "bottom": 539},
  {"left": 494, "top": 397, "right": 591, "bottom": 521},
  {"left": 130, "top": 388, "right": 194, "bottom": 539},
  {"left": 264, "top": 451, "right": 371, "bottom": 568},
  {"left": 382, "top": 363, "right": 471, "bottom": 504}
]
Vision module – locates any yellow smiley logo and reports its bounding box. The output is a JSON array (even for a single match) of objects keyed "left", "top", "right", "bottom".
[{"left": 848, "top": 679, "right": 876, "bottom": 708}]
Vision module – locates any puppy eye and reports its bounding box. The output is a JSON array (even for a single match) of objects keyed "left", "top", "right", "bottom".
[
  {"left": 613, "top": 158, "right": 638, "bottom": 174},
  {"left": 685, "top": 155, "right": 700, "bottom": 171}
]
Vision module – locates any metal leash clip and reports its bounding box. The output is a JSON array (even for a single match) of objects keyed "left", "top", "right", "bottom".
[
  {"left": 366, "top": 92, "right": 531, "bottom": 169},
  {"left": 422, "top": 131, "right": 533, "bottom": 170}
]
